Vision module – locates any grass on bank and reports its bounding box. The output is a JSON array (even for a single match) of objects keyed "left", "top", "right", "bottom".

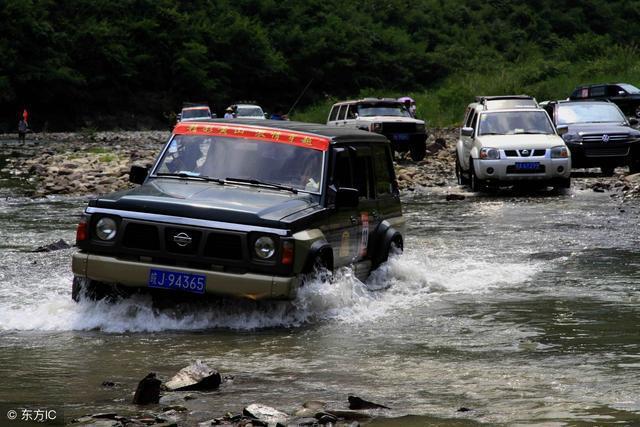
[{"left": 292, "top": 44, "right": 640, "bottom": 127}]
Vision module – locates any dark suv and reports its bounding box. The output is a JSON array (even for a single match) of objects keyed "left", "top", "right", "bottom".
[
  {"left": 569, "top": 83, "right": 640, "bottom": 118},
  {"left": 72, "top": 120, "right": 405, "bottom": 301},
  {"left": 542, "top": 100, "right": 640, "bottom": 175}
]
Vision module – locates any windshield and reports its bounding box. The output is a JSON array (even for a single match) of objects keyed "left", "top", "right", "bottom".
[
  {"left": 478, "top": 111, "right": 555, "bottom": 135},
  {"left": 619, "top": 84, "right": 640, "bottom": 94},
  {"left": 557, "top": 103, "right": 626, "bottom": 125},
  {"left": 154, "top": 135, "right": 324, "bottom": 193},
  {"left": 236, "top": 107, "right": 264, "bottom": 117},
  {"left": 182, "top": 108, "right": 210, "bottom": 119},
  {"left": 357, "top": 103, "right": 411, "bottom": 117}
]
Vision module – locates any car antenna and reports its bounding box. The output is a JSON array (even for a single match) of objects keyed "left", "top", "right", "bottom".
[{"left": 286, "top": 78, "right": 314, "bottom": 117}]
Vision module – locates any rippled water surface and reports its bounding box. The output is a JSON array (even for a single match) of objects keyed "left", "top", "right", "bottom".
[{"left": 0, "top": 187, "right": 639, "bottom": 426}]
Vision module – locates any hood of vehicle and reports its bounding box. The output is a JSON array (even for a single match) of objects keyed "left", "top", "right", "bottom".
[
  {"left": 564, "top": 122, "right": 640, "bottom": 138},
  {"left": 91, "top": 178, "right": 321, "bottom": 228},
  {"left": 357, "top": 116, "right": 425, "bottom": 125},
  {"left": 476, "top": 134, "right": 565, "bottom": 149}
]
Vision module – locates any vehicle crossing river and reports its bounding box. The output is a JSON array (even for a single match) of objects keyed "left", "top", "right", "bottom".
[{"left": 0, "top": 187, "right": 639, "bottom": 425}]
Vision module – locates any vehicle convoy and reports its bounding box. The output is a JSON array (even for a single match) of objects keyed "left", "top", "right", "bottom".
[
  {"left": 569, "top": 83, "right": 640, "bottom": 118},
  {"left": 542, "top": 100, "right": 640, "bottom": 175},
  {"left": 71, "top": 120, "right": 405, "bottom": 301},
  {"left": 327, "top": 98, "right": 428, "bottom": 161},
  {"left": 455, "top": 95, "right": 572, "bottom": 192},
  {"left": 177, "top": 104, "right": 213, "bottom": 122}
]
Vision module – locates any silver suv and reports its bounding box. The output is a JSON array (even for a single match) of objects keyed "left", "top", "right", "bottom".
[
  {"left": 327, "top": 98, "right": 428, "bottom": 160},
  {"left": 455, "top": 95, "right": 571, "bottom": 191}
]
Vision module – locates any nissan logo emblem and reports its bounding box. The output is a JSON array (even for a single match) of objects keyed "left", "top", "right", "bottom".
[
  {"left": 602, "top": 134, "right": 610, "bottom": 142},
  {"left": 521, "top": 149, "right": 529, "bottom": 156},
  {"left": 173, "top": 232, "right": 192, "bottom": 247}
]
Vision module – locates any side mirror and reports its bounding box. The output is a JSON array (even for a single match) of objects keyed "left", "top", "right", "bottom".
[
  {"left": 129, "top": 165, "right": 149, "bottom": 185},
  {"left": 176, "top": 113, "right": 181, "bottom": 121},
  {"left": 335, "top": 187, "right": 359, "bottom": 209},
  {"left": 618, "top": 90, "right": 627, "bottom": 96},
  {"left": 556, "top": 125, "right": 569, "bottom": 136},
  {"left": 461, "top": 127, "right": 474, "bottom": 137}
]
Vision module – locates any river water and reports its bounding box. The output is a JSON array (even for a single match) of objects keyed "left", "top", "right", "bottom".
[{"left": 0, "top": 182, "right": 639, "bottom": 426}]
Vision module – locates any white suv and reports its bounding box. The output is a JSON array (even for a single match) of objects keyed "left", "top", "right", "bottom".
[
  {"left": 327, "top": 98, "right": 428, "bottom": 160},
  {"left": 455, "top": 95, "right": 571, "bottom": 191}
]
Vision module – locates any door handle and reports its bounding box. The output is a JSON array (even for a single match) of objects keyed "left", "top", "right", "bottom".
[{"left": 350, "top": 215, "right": 358, "bottom": 225}]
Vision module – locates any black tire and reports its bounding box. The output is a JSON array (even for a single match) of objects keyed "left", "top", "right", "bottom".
[
  {"left": 469, "top": 159, "right": 485, "bottom": 192},
  {"left": 554, "top": 177, "right": 571, "bottom": 190},
  {"left": 601, "top": 166, "right": 615, "bottom": 176},
  {"left": 455, "top": 153, "right": 469, "bottom": 185},
  {"left": 409, "top": 141, "right": 426, "bottom": 161},
  {"left": 373, "top": 236, "right": 404, "bottom": 270},
  {"left": 629, "top": 162, "right": 640, "bottom": 174}
]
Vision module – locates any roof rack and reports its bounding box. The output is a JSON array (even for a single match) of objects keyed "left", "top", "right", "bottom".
[{"left": 475, "top": 95, "right": 538, "bottom": 110}]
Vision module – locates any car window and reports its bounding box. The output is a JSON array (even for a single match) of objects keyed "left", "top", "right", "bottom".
[
  {"left": 337, "top": 105, "right": 346, "bottom": 121},
  {"left": 182, "top": 108, "right": 210, "bottom": 119},
  {"left": 236, "top": 107, "right": 264, "bottom": 117},
  {"left": 373, "top": 145, "right": 393, "bottom": 195},
  {"left": 332, "top": 150, "right": 352, "bottom": 189},
  {"left": 464, "top": 108, "right": 474, "bottom": 128},
  {"left": 478, "top": 111, "right": 555, "bottom": 135},
  {"left": 590, "top": 86, "right": 606, "bottom": 97},
  {"left": 557, "top": 103, "right": 626, "bottom": 125},
  {"left": 356, "top": 103, "right": 411, "bottom": 117},
  {"left": 329, "top": 106, "right": 339, "bottom": 122},
  {"left": 619, "top": 83, "right": 640, "bottom": 94},
  {"left": 156, "top": 135, "right": 324, "bottom": 193},
  {"left": 353, "top": 152, "right": 375, "bottom": 199},
  {"left": 346, "top": 104, "right": 357, "bottom": 120}
]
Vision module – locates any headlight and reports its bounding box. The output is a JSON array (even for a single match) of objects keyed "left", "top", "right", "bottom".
[
  {"left": 254, "top": 236, "right": 276, "bottom": 259},
  {"left": 415, "top": 123, "right": 426, "bottom": 133},
  {"left": 551, "top": 146, "right": 569, "bottom": 158},
  {"left": 562, "top": 133, "right": 581, "bottom": 142},
  {"left": 479, "top": 147, "right": 500, "bottom": 160},
  {"left": 371, "top": 123, "right": 383, "bottom": 133},
  {"left": 95, "top": 217, "right": 117, "bottom": 241}
]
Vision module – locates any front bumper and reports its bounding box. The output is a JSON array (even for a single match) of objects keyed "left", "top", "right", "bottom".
[
  {"left": 384, "top": 132, "right": 427, "bottom": 148},
  {"left": 72, "top": 252, "right": 298, "bottom": 300},
  {"left": 473, "top": 157, "right": 571, "bottom": 181},
  {"left": 566, "top": 142, "right": 635, "bottom": 168}
]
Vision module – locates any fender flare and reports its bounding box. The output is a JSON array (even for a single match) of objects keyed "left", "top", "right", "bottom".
[
  {"left": 303, "top": 239, "right": 334, "bottom": 273},
  {"left": 371, "top": 221, "right": 403, "bottom": 268}
]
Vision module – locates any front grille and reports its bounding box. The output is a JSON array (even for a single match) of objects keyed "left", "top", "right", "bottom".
[
  {"left": 582, "top": 133, "right": 628, "bottom": 142},
  {"left": 584, "top": 146, "right": 630, "bottom": 157},
  {"left": 165, "top": 228, "right": 202, "bottom": 255},
  {"left": 123, "top": 223, "right": 160, "bottom": 250},
  {"left": 506, "top": 165, "right": 546, "bottom": 174},
  {"left": 382, "top": 123, "right": 416, "bottom": 133},
  {"left": 504, "top": 149, "right": 546, "bottom": 157},
  {"left": 204, "top": 233, "right": 243, "bottom": 260}
]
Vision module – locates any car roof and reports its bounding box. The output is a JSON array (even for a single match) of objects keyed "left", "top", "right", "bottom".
[
  {"left": 235, "top": 104, "right": 263, "bottom": 108},
  {"left": 332, "top": 98, "right": 401, "bottom": 106},
  {"left": 182, "top": 106, "right": 210, "bottom": 111},
  {"left": 548, "top": 99, "right": 614, "bottom": 106},
  {"left": 173, "top": 119, "right": 389, "bottom": 144}
]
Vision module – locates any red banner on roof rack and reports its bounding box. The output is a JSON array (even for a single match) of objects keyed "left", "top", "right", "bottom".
[{"left": 173, "top": 122, "right": 330, "bottom": 151}]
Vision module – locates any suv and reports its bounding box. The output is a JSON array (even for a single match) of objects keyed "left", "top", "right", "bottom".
[
  {"left": 71, "top": 120, "right": 405, "bottom": 301},
  {"left": 569, "top": 83, "right": 640, "bottom": 118},
  {"left": 327, "top": 98, "right": 428, "bottom": 161},
  {"left": 542, "top": 100, "right": 640, "bottom": 175},
  {"left": 232, "top": 103, "right": 266, "bottom": 120},
  {"left": 455, "top": 95, "right": 572, "bottom": 191},
  {"left": 178, "top": 104, "right": 212, "bottom": 122}
]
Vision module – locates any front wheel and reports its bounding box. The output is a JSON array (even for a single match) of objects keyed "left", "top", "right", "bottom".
[
  {"left": 554, "top": 177, "right": 571, "bottom": 190},
  {"left": 629, "top": 161, "right": 640, "bottom": 174},
  {"left": 409, "top": 141, "right": 426, "bottom": 161},
  {"left": 469, "top": 159, "right": 486, "bottom": 192},
  {"left": 455, "top": 153, "right": 469, "bottom": 185},
  {"left": 601, "top": 166, "right": 615, "bottom": 176},
  {"left": 72, "top": 276, "right": 122, "bottom": 302}
]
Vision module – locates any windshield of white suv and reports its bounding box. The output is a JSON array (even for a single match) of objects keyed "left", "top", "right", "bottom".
[
  {"left": 181, "top": 108, "right": 210, "bottom": 119},
  {"left": 155, "top": 135, "right": 323, "bottom": 193},
  {"left": 236, "top": 107, "right": 264, "bottom": 117},
  {"left": 478, "top": 111, "right": 555, "bottom": 135},
  {"left": 619, "top": 84, "right": 640, "bottom": 94},
  {"left": 357, "top": 103, "right": 411, "bottom": 117},
  {"left": 557, "top": 103, "right": 626, "bottom": 125}
]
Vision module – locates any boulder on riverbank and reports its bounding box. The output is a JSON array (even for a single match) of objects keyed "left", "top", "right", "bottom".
[{"left": 164, "top": 360, "right": 221, "bottom": 391}]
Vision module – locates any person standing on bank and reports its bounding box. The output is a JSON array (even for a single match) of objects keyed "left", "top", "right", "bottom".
[{"left": 18, "top": 117, "right": 28, "bottom": 142}]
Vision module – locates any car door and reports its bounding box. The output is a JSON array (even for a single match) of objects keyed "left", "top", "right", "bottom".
[
  {"left": 460, "top": 109, "right": 478, "bottom": 170},
  {"left": 372, "top": 142, "right": 400, "bottom": 227},
  {"left": 324, "top": 147, "right": 360, "bottom": 267},
  {"left": 349, "top": 143, "right": 377, "bottom": 265},
  {"left": 327, "top": 104, "right": 340, "bottom": 125},
  {"left": 343, "top": 104, "right": 358, "bottom": 129}
]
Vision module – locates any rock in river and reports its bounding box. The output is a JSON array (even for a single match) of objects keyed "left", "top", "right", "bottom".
[
  {"left": 243, "top": 403, "right": 289, "bottom": 425},
  {"left": 347, "top": 395, "right": 390, "bottom": 410},
  {"left": 32, "top": 239, "right": 71, "bottom": 252},
  {"left": 165, "top": 360, "right": 221, "bottom": 391},
  {"left": 132, "top": 372, "right": 161, "bottom": 405}
]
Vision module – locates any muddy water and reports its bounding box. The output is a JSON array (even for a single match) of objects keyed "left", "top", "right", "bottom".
[{"left": 0, "top": 186, "right": 639, "bottom": 426}]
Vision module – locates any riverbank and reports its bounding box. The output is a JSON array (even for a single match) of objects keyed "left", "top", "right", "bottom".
[{"left": 1, "top": 129, "right": 639, "bottom": 199}]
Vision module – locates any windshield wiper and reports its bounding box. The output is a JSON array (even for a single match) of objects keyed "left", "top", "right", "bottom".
[
  {"left": 225, "top": 177, "right": 298, "bottom": 194},
  {"left": 155, "top": 172, "right": 225, "bottom": 184},
  {"left": 515, "top": 131, "right": 549, "bottom": 134}
]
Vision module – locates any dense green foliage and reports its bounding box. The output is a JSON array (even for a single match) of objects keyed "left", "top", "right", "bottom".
[{"left": 1, "top": 0, "right": 639, "bottom": 130}]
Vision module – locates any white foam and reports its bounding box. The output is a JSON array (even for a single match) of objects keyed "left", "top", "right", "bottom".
[{"left": 0, "top": 246, "right": 542, "bottom": 333}]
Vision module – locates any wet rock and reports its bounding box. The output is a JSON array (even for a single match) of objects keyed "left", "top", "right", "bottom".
[
  {"left": 165, "top": 360, "right": 221, "bottom": 391},
  {"left": 243, "top": 403, "right": 289, "bottom": 425},
  {"left": 294, "top": 417, "right": 320, "bottom": 426},
  {"left": 326, "top": 410, "right": 372, "bottom": 422},
  {"left": 314, "top": 412, "right": 338, "bottom": 424},
  {"left": 347, "top": 395, "right": 390, "bottom": 410},
  {"left": 133, "top": 372, "right": 161, "bottom": 405},
  {"left": 457, "top": 407, "right": 472, "bottom": 412},
  {"left": 302, "top": 400, "right": 326, "bottom": 410},
  {"left": 446, "top": 193, "right": 466, "bottom": 201},
  {"left": 33, "top": 239, "right": 71, "bottom": 252},
  {"left": 161, "top": 405, "right": 187, "bottom": 413},
  {"left": 101, "top": 380, "right": 121, "bottom": 388}
]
